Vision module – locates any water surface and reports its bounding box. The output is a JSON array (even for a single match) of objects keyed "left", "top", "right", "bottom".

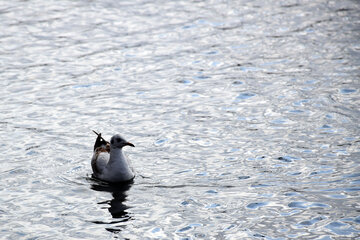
[{"left": 0, "top": 0, "right": 359, "bottom": 239}]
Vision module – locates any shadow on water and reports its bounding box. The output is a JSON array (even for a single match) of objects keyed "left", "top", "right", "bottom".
[{"left": 89, "top": 177, "right": 134, "bottom": 233}]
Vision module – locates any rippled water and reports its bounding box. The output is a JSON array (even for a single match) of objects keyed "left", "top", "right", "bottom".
[{"left": 1, "top": 0, "right": 359, "bottom": 239}]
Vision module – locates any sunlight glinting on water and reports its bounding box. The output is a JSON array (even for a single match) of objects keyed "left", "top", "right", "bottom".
[{"left": 0, "top": 0, "right": 359, "bottom": 239}]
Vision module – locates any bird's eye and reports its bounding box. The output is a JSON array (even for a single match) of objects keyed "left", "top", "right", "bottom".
[{"left": 116, "top": 138, "right": 121, "bottom": 143}]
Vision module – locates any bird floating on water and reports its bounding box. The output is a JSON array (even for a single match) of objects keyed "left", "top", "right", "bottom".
[{"left": 91, "top": 130, "right": 135, "bottom": 183}]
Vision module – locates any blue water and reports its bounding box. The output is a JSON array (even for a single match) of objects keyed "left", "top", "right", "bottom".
[{"left": 0, "top": 0, "right": 359, "bottom": 239}]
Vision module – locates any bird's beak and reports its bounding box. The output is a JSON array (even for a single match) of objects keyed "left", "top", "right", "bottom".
[{"left": 125, "top": 142, "right": 135, "bottom": 147}]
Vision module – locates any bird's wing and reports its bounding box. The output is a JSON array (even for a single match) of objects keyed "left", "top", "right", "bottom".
[
  {"left": 93, "top": 132, "right": 108, "bottom": 151},
  {"left": 91, "top": 150, "right": 109, "bottom": 175}
]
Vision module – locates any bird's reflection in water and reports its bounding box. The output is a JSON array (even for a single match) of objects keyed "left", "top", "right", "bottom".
[{"left": 90, "top": 178, "right": 133, "bottom": 233}]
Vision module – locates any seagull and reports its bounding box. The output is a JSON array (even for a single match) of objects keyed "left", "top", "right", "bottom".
[{"left": 91, "top": 130, "right": 135, "bottom": 183}]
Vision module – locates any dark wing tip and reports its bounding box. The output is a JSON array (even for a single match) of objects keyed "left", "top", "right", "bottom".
[{"left": 93, "top": 132, "right": 107, "bottom": 151}]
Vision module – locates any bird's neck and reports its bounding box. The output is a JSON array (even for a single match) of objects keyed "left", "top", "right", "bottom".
[
  {"left": 108, "top": 147, "right": 134, "bottom": 180},
  {"left": 109, "top": 147, "right": 126, "bottom": 164}
]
